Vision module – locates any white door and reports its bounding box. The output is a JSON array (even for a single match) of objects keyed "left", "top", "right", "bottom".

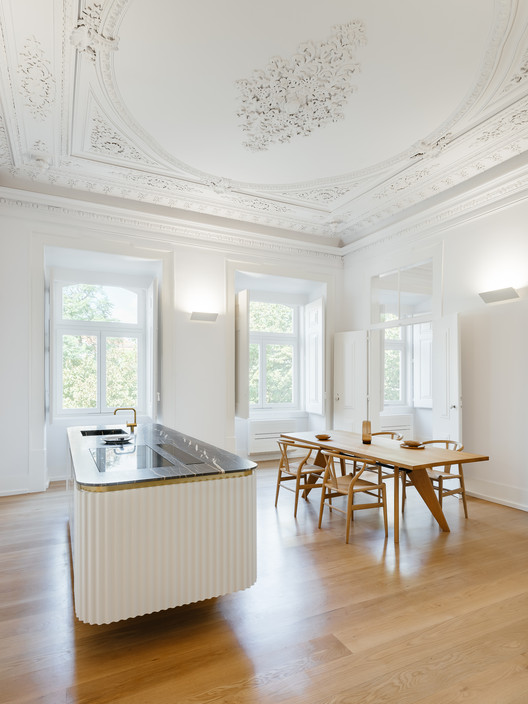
[
  {"left": 333, "top": 331, "right": 368, "bottom": 432},
  {"left": 432, "top": 314, "right": 462, "bottom": 441}
]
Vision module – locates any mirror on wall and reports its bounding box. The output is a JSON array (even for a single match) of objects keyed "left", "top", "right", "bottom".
[{"left": 371, "top": 259, "right": 433, "bottom": 324}]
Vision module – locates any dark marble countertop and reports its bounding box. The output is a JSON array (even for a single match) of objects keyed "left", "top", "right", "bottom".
[{"left": 68, "top": 423, "right": 257, "bottom": 490}]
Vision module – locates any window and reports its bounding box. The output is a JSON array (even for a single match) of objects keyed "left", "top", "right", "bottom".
[
  {"left": 248, "top": 301, "right": 298, "bottom": 409},
  {"left": 383, "top": 326, "right": 408, "bottom": 405},
  {"left": 52, "top": 275, "right": 153, "bottom": 416}
]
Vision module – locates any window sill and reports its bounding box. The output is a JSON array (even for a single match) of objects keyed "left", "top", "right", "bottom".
[{"left": 249, "top": 409, "right": 308, "bottom": 421}]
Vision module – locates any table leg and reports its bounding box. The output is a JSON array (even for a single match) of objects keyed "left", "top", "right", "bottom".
[
  {"left": 302, "top": 449, "right": 326, "bottom": 499},
  {"left": 393, "top": 468, "right": 399, "bottom": 544},
  {"left": 407, "top": 468, "right": 450, "bottom": 532}
]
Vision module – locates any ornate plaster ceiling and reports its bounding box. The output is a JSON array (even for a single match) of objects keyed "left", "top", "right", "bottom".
[{"left": 2, "top": 0, "right": 528, "bottom": 251}]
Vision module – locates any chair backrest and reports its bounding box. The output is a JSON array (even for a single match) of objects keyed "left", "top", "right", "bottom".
[
  {"left": 421, "top": 440, "right": 463, "bottom": 451},
  {"left": 421, "top": 439, "right": 463, "bottom": 473},
  {"left": 321, "top": 450, "right": 369, "bottom": 490},
  {"left": 277, "top": 439, "right": 318, "bottom": 470},
  {"left": 372, "top": 431, "right": 403, "bottom": 441}
]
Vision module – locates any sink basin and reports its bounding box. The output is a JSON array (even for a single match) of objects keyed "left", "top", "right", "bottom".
[{"left": 81, "top": 428, "right": 128, "bottom": 436}]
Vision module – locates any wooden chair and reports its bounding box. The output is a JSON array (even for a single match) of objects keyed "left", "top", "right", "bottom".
[
  {"left": 318, "top": 450, "right": 388, "bottom": 543},
  {"left": 362, "top": 431, "right": 403, "bottom": 494},
  {"left": 401, "top": 440, "right": 468, "bottom": 517},
  {"left": 275, "top": 440, "right": 324, "bottom": 517}
]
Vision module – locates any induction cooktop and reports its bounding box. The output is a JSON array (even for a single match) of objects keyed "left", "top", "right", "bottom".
[{"left": 90, "top": 444, "right": 175, "bottom": 473}]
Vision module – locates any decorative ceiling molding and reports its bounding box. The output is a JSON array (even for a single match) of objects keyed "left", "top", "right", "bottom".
[
  {"left": 236, "top": 21, "right": 366, "bottom": 152},
  {"left": 344, "top": 156, "right": 528, "bottom": 257},
  {"left": 0, "top": 187, "right": 343, "bottom": 264},
  {"left": 70, "top": 2, "right": 119, "bottom": 63},
  {"left": 17, "top": 35, "right": 55, "bottom": 121},
  {"left": 0, "top": 113, "right": 11, "bottom": 165},
  {"left": 278, "top": 185, "right": 354, "bottom": 204},
  {"left": 88, "top": 106, "right": 158, "bottom": 165},
  {"left": 505, "top": 49, "right": 528, "bottom": 91}
]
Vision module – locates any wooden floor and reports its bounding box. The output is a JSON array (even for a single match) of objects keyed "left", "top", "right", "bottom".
[{"left": 2, "top": 466, "right": 528, "bottom": 704}]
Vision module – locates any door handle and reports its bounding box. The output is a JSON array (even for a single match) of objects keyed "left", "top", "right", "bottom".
[{"left": 335, "top": 393, "right": 340, "bottom": 401}]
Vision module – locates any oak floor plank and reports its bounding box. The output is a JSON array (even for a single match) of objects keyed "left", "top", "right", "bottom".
[{"left": 1, "top": 470, "right": 528, "bottom": 703}]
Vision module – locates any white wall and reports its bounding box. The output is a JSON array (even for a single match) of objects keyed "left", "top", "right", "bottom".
[
  {"left": 0, "top": 216, "right": 33, "bottom": 493},
  {"left": 342, "top": 200, "right": 528, "bottom": 511},
  {"left": 0, "top": 197, "right": 341, "bottom": 494}
]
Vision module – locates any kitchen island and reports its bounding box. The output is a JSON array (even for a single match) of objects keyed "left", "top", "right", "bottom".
[{"left": 68, "top": 423, "right": 257, "bottom": 625}]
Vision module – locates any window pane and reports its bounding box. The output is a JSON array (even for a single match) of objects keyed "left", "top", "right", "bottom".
[
  {"left": 62, "top": 335, "right": 97, "bottom": 409},
  {"left": 106, "top": 337, "right": 138, "bottom": 408},
  {"left": 249, "top": 343, "right": 260, "bottom": 405},
  {"left": 371, "top": 271, "right": 399, "bottom": 324},
  {"left": 384, "top": 349, "right": 401, "bottom": 402},
  {"left": 400, "top": 260, "right": 433, "bottom": 319},
  {"left": 385, "top": 326, "right": 401, "bottom": 341},
  {"left": 266, "top": 344, "right": 293, "bottom": 404},
  {"left": 249, "top": 302, "right": 294, "bottom": 333},
  {"left": 62, "top": 284, "right": 138, "bottom": 323}
]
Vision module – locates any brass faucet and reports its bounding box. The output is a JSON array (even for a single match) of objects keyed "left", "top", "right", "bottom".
[{"left": 114, "top": 407, "right": 137, "bottom": 433}]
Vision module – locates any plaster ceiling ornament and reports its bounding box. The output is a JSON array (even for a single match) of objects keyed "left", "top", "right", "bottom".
[
  {"left": 202, "top": 176, "right": 234, "bottom": 195},
  {"left": 0, "top": 114, "right": 11, "bottom": 165},
  {"left": 70, "top": 2, "right": 118, "bottom": 63},
  {"left": 120, "top": 171, "right": 197, "bottom": 194},
  {"left": 284, "top": 185, "right": 354, "bottom": 204},
  {"left": 504, "top": 49, "right": 528, "bottom": 91},
  {"left": 89, "top": 110, "right": 157, "bottom": 165},
  {"left": 17, "top": 36, "right": 55, "bottom": 120},
  {"left": 235, "top": 20, "right": 367, "bottom": 152},
  {"left": 231, "top": 196, "right": 289, "bottom": 213}
]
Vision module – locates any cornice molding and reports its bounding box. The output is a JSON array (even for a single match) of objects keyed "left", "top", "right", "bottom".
[
  {"left": 342, "top": 154, "right": 528, "bottom": 257},
  {"left": 0, "top": 186, "right": 343, "bottom": 265}
]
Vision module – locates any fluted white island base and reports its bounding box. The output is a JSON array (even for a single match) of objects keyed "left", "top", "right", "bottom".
[{"left": 72, "top": 473, "right": 256, "bottom": 625}]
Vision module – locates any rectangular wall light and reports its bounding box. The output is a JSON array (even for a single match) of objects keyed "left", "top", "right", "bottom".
[
  {"left": 478, "top": 287, "right": 519, "bottom": 304},
  {"left": 190, "top": 311, "right": 218, "bottom": 322}
]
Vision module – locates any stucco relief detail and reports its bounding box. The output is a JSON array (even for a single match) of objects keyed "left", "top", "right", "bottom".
[
  {"left": 477, "top": 108, "right": 528, "bottom": 142},
  {"left": 504, "top": 50, "right": 528, "bottom": 91},
  {"left": 17, "top": 36, "right": 55, "bottom": 120},
  {"left": 281, "top": 185, "right": 353, "bottom": 204},
  {"left": 70, "top": 3, "right": 118, "bottom": 62},
  {"left": 231, "top": 197, "right": 289, "bottom": 213},
  {"left": 0, "top": 114, "right": 11, "bottom": 165},
  {"left": 236, "top": 21, "right": 366, "bottom": 151},
  {"left": 89, "top": 111, "right": 157, "bottom": 164}
]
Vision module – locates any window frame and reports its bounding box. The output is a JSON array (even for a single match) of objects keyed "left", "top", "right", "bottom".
[
  {"left": 248, "top": 300, "right": 300, "bottom": 411},
  {"left": 51, "top": 269, "right": 151, "bottom": 418}
]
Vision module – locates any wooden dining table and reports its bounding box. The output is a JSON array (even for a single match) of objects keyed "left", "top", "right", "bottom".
[{"left": 280, "top": 430, "right": 489, "bottom": 543}]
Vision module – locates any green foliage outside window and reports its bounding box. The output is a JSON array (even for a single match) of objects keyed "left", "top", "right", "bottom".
[
  {"left": 249, "top": 301, "right": 295, "bottom": 406},
  {"left": 60, "top": 284, "right": 139, "bottom": 410},
  {"left": 62, "top": 334, "right": 98, "bottom": 409},
  {"left": 249, "top": 343, "right": 260, "bottom": 405},
  {"left": 384, "top": 349, "right": 401, "bottom": 402},
  {"left": 63, "top": 284, "right": 117, "bottom": 321},
  {"left": 265, "top": 344, "right": 293, "bottom": 404},
  {"left": 249, "top": 301, "right": 293, "bottom": 333},
  {"left": 106, "top": 337, "right": 138, "bottom": 408}
]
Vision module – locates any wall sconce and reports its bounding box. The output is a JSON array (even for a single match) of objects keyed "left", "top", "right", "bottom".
[
  {"left": 190, "top": 311, "right": 218, "bottom": 322},
  {"left": 478, "top": 287, "right": 519, "bottom": 304}
]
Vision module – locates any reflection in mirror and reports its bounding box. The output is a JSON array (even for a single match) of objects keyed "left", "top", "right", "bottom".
[
  {"left": 371, "top": 270, "right": 399, "bottom": 323},
  {"left": 371, "top": 259, "right": 432, "bottom": 323},
  {"left": 400, "top": 260, "right": 433, "bottom": 318}
]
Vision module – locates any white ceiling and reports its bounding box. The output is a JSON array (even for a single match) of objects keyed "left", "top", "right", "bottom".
[{"left": 2, "top": 0, "right": 528, "bottom": 252}]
